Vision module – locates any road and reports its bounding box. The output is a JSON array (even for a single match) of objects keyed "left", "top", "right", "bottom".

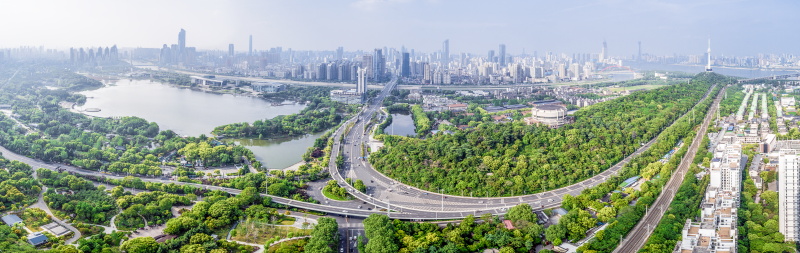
[
  {"left": 0, "top": 74, "right": 717, "bottom": 221},
  {"left": 613, "top": 85, "right": 723, "bottom": 253},
  {"left": 30, "top": 186, "right": 82, "bottom": 244},
  {"left": 0, "top": 144, "right": 504, "bottom": 220},
  {"left": 326, "top": 78, "right": 719, "bottom": 214}
]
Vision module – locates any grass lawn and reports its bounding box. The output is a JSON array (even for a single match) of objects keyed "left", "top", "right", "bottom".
[
  {"left": 231, "top": 219, "right": 311, "bottom": 245},
  {"left": 278, "top": 217, "right": 296, "bottom": 225},
  {"left": 267, "top": 238, "right": 308, "bottom": 253},
  {"left": 608, "top": 84, "right": 667, "bottom": 92},
  {"left": 322, "top": 186, "right": 353, "bottom": 201}
]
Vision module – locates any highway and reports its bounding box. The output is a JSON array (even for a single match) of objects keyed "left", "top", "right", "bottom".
[
  {"left": 613, "top": 85, "right": 723, "bottom": 253},
  {"left": 0, "top": 74, "right": 718, "bottom": 222},
  {"left": 328, "top": 79, "right": 719, "bottom": 214}
]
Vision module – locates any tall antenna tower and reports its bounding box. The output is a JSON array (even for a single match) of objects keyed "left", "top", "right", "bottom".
[{"left": 705, "top": 38, "right": 713, "bottom": 72}]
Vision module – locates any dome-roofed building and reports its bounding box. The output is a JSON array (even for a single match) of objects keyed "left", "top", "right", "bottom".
[{"left": 525, "top": 104, "right": 572, "bottom": 128}]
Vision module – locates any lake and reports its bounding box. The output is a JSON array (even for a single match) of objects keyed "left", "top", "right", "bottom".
[
  {"left": 79, "top": 79, "right": 316, "bottom": 169},
  {"left": 386, "top": 113, "right": 417, "bottom": 137}
]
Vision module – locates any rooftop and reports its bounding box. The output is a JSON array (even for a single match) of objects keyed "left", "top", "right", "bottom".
[{"left": 1, "top": 214, "right": 22, "bottom": 226}]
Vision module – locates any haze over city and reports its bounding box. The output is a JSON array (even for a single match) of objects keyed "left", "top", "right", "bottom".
[
  {"left": 2, "top": 1, "right": 800, "bottom": 253},
  {"left": 2, "top": 0, "right": 799, "bottom": 55}
]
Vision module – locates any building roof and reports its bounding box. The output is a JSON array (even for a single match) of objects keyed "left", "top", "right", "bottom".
[
  {"left": 502, "top": 220, "right": 515, "bottom": 230},
  {"left": 27, "top": 233, "right": 48, "bottom": 246},
  {"left": 534, "top": 104, "right": 566, "bottom": 111},
  {"left": 1, "top": 214, "right": 22, "bottom": 226}
]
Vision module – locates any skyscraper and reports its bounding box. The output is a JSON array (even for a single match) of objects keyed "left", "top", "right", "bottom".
[
  {"left": 372, "top": 48, "right": 385, "bottom": 82},
  {"left": 779, "top": 149, "right": 800, "bottom": 241},
  {"left": 638, "top": 41, "right": 642, "bottom": 62},
  {"left": 336, "top": 47, "right": 344, "bottom": 60},
  {"left": 228, "top": 44, "right": 234, "bottom": 57},
  {"left": 442, "top": 39, "right": 449, "bottom": 68},
  {"left": 178, "top": 29, "right": 186, "bottom": 62},
  {"left": 488, "top": 50, "right": 495, "bottom": 63},
  {"left": 498, "top": 44, "right": 506, "bottom": 66},
  {"left": 362, "top": 54, "right": 373, "bottom": 80},
  {"left": 600, "top": 40, "right": 607, "bottom": 62},
  {"left": 401, "top": 52, "right": 410, "bottom": 77},
  {"left": 357, "top": 67, "right": 367, "bottom": 94},
  {"left": 248, "top": 35, "right": 253, "bottom": 56}
]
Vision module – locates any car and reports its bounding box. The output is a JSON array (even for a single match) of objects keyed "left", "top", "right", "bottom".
[
  {"left": 340, "top": 248, "right": 343, "bottom": 253},
  {"left": 342, "top": 210, "right": 348, "bottom": 213},
  {"left": 358, "top": 205, "right": 362, "bottom": 209}
]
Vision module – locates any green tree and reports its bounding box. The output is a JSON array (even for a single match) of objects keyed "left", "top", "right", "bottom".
[{"left": 121, "top": 237, "right": 158, "bottom": 253}]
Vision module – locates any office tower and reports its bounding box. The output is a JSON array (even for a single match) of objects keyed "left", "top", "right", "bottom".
[
  {"left": 600, "top": 40, "right": 607, "bottom": 62},
  {"left": 362, "top": 55, "right": 373, "bottom": 80},
  {"left": 706, "top": 39, "right": 713, "bottom": 72},
  {"left": 228, "top": 44, "right": 234, "bottom": 57},
  {"left": 499, "top": 44, "right": 506, "bottom": 66},
  {"left": 357, "top": 67, "right": 367, "bottom": 94},
  {"left": 442, "top": 39, "right": 449, "bottom": 67},
  {"left": 401, "top": 52, "right": 410, "bottom": 77},
  {"left": 336, "top": 47, "right": 344, "bottom": 60},
  {"left": 317, "top": 63, "right": 327, "bottom": 80},
  {"left": 326, "top": 62, "right": 338, "bottom": 80},
  {"left": 488, "top": 50, "right": 495, "bottom": 63},
  {"left": 178, "top": 29, "right": 186, "bottom": 61},
  {"left": 780, "top": 146, "right": 800, "bottom": 242},
  {"left": 372, "top": 48, "right": 385, "bottom": 82},
  {"left": 248, "top": 35, "right": 253, "bottom": 56},
  {"left": 638, "top": 41, "right": 642, "bottom": 62}
]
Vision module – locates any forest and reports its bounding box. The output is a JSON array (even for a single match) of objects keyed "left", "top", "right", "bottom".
[
  {"left": 0, "top": 158, "right": 40, "bottom": 211},
  {"left": 363, "top": 203, "right": 544, "bottom": 253},
  {"left": 212, "top": 94, "right": 357, "bottom": 139},
  {"left": 371, "top": 74, "right": 715, "bottom": 196}
]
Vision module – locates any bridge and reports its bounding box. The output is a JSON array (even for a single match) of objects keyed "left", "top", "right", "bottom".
[{"left": 738, "top": 73, "right": 800, "bottom": 83}]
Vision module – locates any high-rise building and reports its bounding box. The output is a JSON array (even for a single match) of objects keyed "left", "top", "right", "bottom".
[
  {"left": 442, "top": 39, "right": 449, "bottom": 67},
  {"left": 228, "top": 44, "right": 234, "bottom": 57},
  {"left": 599, "top": 40, "right": 607, "bottom": 62},
  {"left": 638, "top": 41, "right": 642, "bottom": 62},
  {"left": 372, "top": 48, "right": 385, "bottom": 82},
  {"left": 401, "top": 52, "right": 410, "bottom": 77},
  {"left": 336, "top": 47, "right": 344, "bottom": 60},
  {"left": 248, "top": 35, "right": 253, "bottom": 56},
  {"left": 357, "top": 67, "right": 367, "bottom": 94},
  {"left": 499, "top": 44, "right": 506, "bottom": 66},
  {"left": 488, "top": 50, "right": 495, "bottom": 63},
  {"left": 362, "top": 55, "right": 373, "bottom": 80},
  {"left": 178, "top": 29, "right": 186, "bottom": 61},
  {"left": 779, "top": 142, "right": 800, "bottom": 241}
]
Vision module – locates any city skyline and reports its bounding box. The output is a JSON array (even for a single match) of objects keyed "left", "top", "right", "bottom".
[{"left": 1, "top": 0, "right": 799, "bottom": 56}]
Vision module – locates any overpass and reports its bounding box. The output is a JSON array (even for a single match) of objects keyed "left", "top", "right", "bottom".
[
  {"left": 325, "top": 74, "right": 719, "bottom": 214},
  {"left": 738, "top": 73, "right": 800, "bottom": 83}
]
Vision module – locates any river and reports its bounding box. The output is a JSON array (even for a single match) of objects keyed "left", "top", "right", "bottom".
[{"left": 78, "top": 79, "right": 317, "bottom": 169}]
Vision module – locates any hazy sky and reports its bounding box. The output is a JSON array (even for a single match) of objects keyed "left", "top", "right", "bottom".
[{"left": 1, "top": 0, "right": 798, "bottom": 56}]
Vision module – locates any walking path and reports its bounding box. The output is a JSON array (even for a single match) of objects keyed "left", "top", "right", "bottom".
[
  {"left": 30, "top": 186, "right": 82, "bottom": 244},
  {"left": 268, "top": 236, "right": 312, "bottom": 247}
]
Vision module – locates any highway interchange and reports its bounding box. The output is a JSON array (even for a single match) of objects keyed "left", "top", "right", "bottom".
[{"left": 0, "top": 74, "right": 722, "bottom": 253}]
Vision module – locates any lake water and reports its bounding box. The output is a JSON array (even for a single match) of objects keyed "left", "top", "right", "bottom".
[
  {"left": 79, "top": 79, "right": 315, "bottom": 169},
  {"left": 386, "top": 113, "right": 417, "bottom": 137},
  {"left": 232, "top": 132, "right": 325, "bottom": 169}
]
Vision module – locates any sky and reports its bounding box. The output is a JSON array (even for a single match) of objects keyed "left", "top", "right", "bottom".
[{"left": 1, "top": 0, "right": 798, "bottom": 57}]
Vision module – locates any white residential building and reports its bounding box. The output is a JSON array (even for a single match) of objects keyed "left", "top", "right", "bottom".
[
  {"left": 778, "top": 141, "right": 800, "bottom": 241},
  {"left": 675, "top": 138, "right": 742, "bottom": 253}
]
